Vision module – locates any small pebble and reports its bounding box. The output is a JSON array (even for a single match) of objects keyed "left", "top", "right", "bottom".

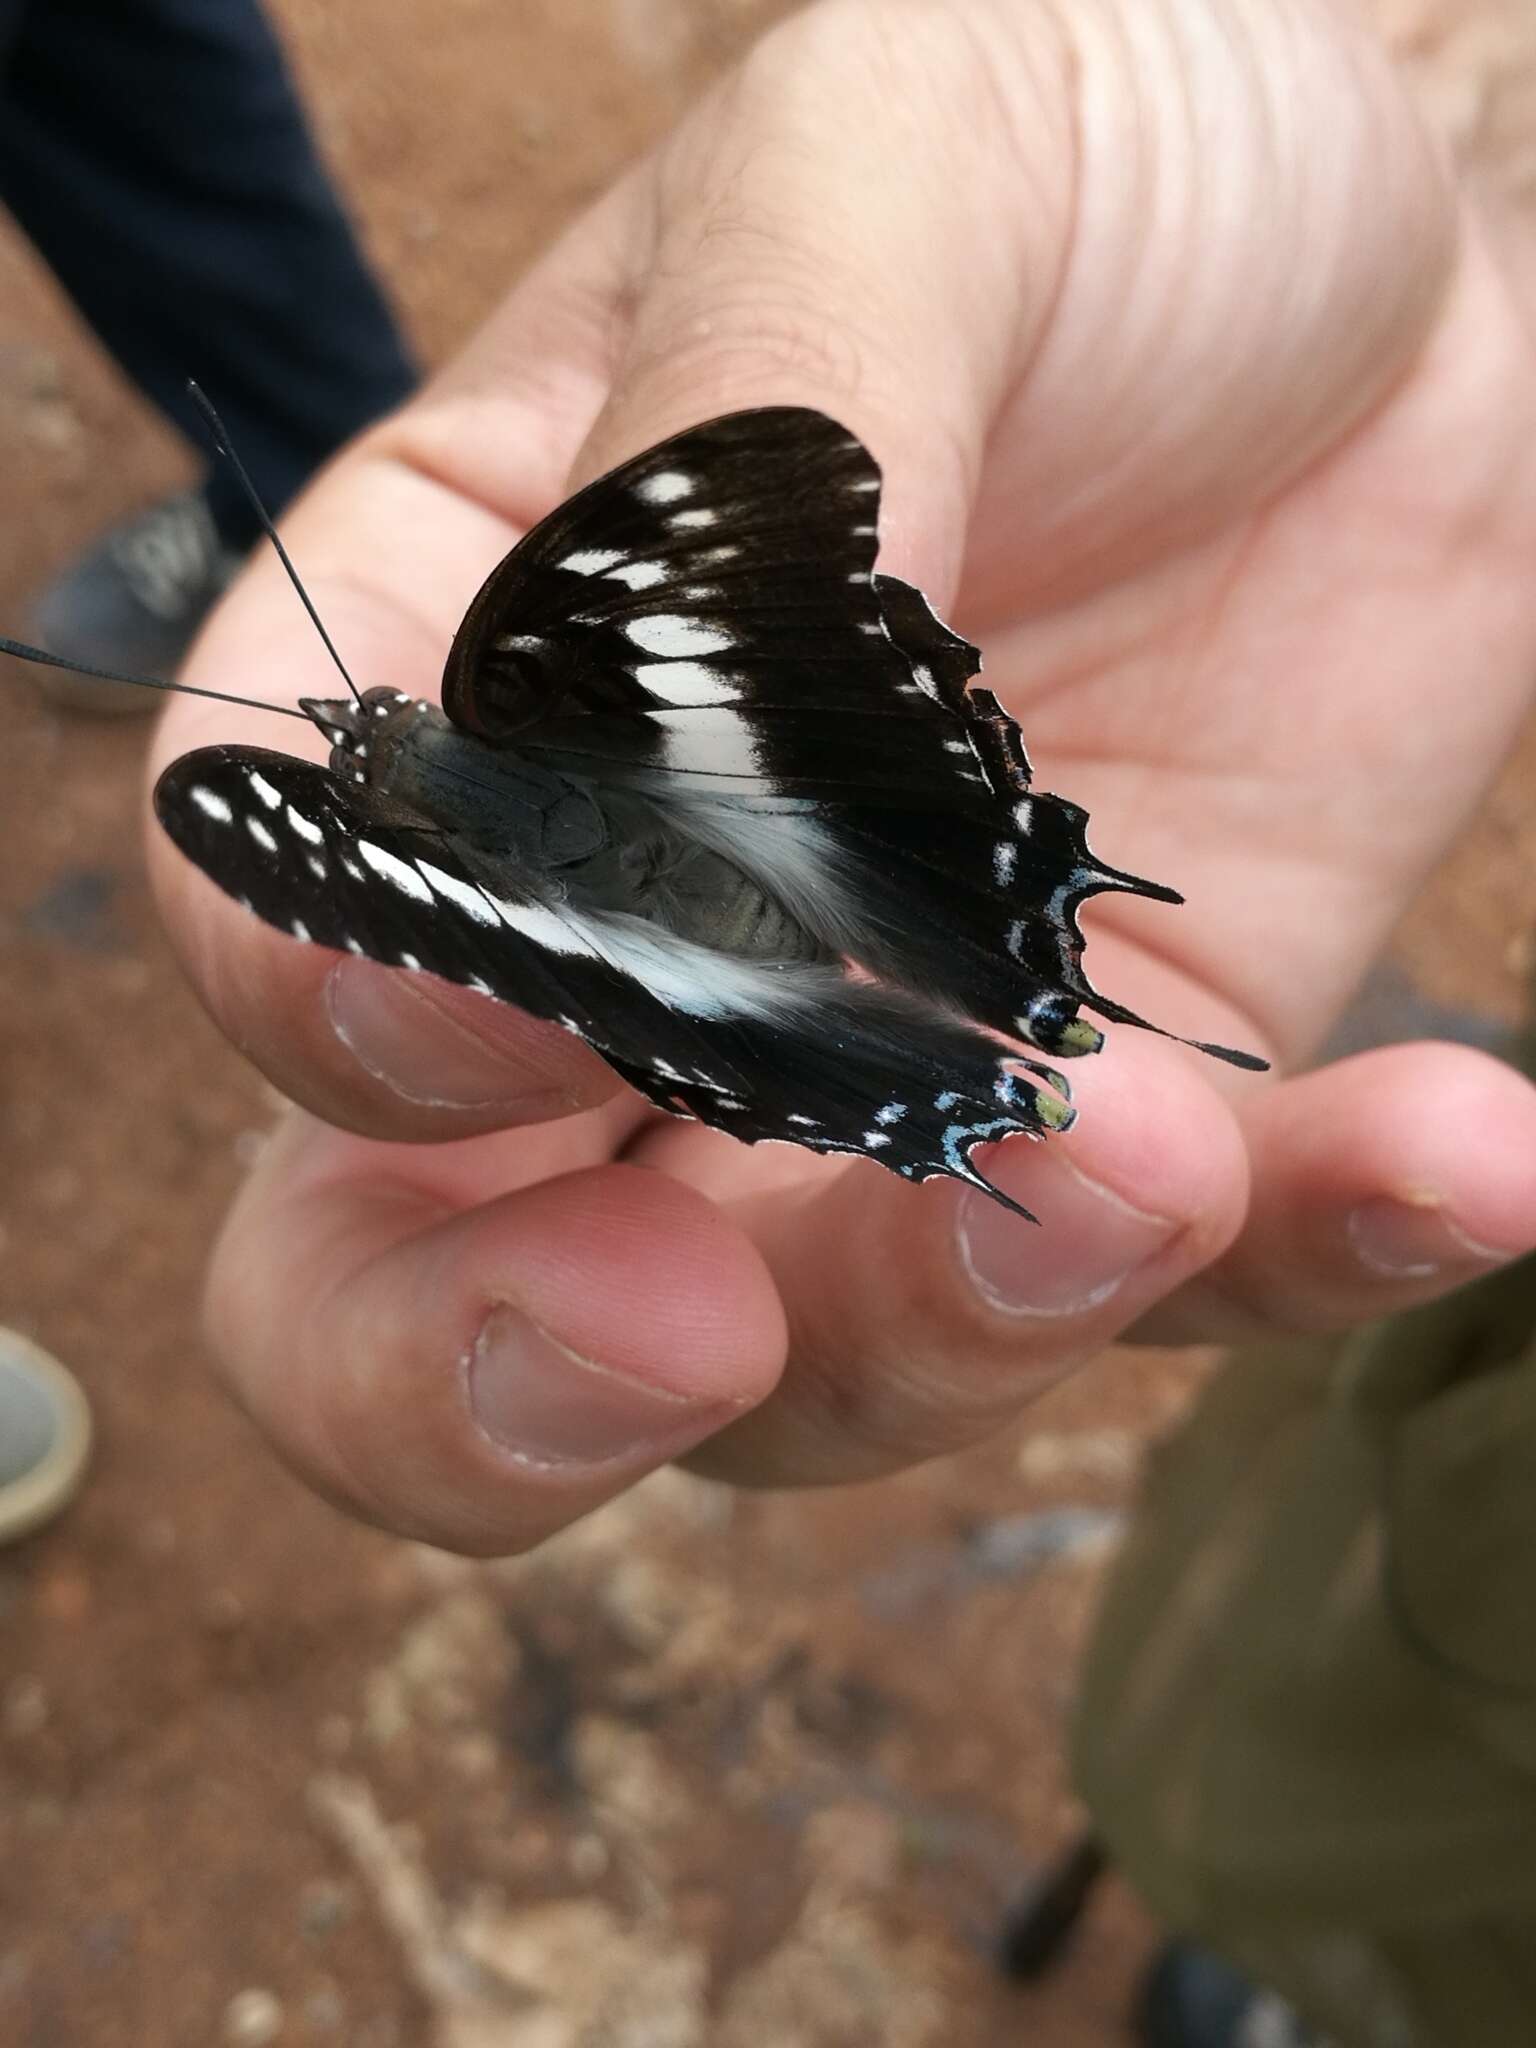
[
  {"left": 298, "top": 1880, "right": 352, "bottom": 1938},
  {"left": 303, "top": 1982, "right": 345, "bottom": 2031},
  {"left": 3, "top": 1676, "right": 48, "bottom": 1737},
  {"left": 35, "top": 1566, "right": 92, "bottom": 1624},
  {"left": 223, "top": 1987, "right": 283, "bottom": 2044},
  {"left": 203, "top": 1588, "right": 246, "bottom": 1633},
  {"left": 568, "top": 1833, "right": 609, "bottom": 1882}
]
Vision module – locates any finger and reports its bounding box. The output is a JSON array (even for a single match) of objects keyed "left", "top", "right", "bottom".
[
  {"left": 207, "top": 1115, "right": 787, "bottom": 1555},
  {"left": 566, "top": 0, "right": 1080, "bottom": 598},
  {"left": 160, "top": 870, "right": 626, "bottom": 1143},
  {"left": 1133, "top": 1042, "right": 1536, "bottom": 1343},
  {"left": 625, "top": 1033, "right": 1251, "bottom": 1486}
]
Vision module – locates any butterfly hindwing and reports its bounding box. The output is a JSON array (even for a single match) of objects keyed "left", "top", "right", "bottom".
[{"left": 155, "top": 744, "right": 1071, "bottom": 1215}]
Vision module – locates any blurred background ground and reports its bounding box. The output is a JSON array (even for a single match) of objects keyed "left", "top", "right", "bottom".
[{"left": 0, "top": 4, "right": 1531, "bottom": 2045}]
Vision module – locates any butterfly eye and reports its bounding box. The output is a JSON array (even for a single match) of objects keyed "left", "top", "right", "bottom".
[{"left": 464, "top": 632, "right": 561, "bottom": 737}]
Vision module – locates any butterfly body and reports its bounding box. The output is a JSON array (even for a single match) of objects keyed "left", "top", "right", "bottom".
[
  {"left": 306, "top": 688, "right": 610, "bottom": 866},
  {"left": 155, "top": 409, "right": 1263, "bottom": 1218}
]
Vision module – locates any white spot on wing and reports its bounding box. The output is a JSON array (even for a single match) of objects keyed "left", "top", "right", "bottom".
[
  {"left": 994, "top": 841, "right": 1018, "bottom": 887},
  {"left": 604, "top": 560, "right": 669, "bottom": 591},
  {"left": 623, "top": 616, "right": 734, "bottom": 658},
  {"left": 249, "top": 771, "right": 282, "bottom": 810},
  {"left": 246, "top": 816, "right": 278, "bottom": 853},
  {"left": 306, "top": 853, "right": 327, "bottom": 880},
  {"left": 286, "top": 804, "right": 324, "bottom": 845},
  {"left": 632, "top": 660, "right": 742, "bottom": 706},
  {"left": 862, "top": 1131, "right": 892, "bottom": 1150},
  {"left": 416, "top": 858, "right": 497, "bottom": 927},
  {"left": 654, "top": 708, "right": 763, "bottom": 779},
  {"left": 290, "top": 919, "right": 311, "bottom": 942},
  {"left": 637, "top": 469, "right": 694, "bottom": 505},
  {"left": 1013, "top": 799, "right": 1034, "bottom": 834},
  {"left": 190, "top": 786, "right": 233, "bottom": 824},
  {"left": 669, "top": 507, "right": 716, "bottom": 529},
  {"left": 487, "top": 896, "right": 599, "bottom": 960},
  {"left": 398, "top": 952, "right": 422, "bottom": 972},
  {"left": 357, "top": 840, "right": 433, "bottom": 904},
  {"left": 875, "top": 1102, "right": 907, "bottom": 1125},
  {"left": 560, "top": 548, "right": 622, "bottom": 575}
]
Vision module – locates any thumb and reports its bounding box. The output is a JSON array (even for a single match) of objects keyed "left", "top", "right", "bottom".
[
  {"left": 567, "top": 0, "right": 1079, "bottom": 604},
  {"left": 573, "top": 0, "right": 1455, "bottom": 614}
]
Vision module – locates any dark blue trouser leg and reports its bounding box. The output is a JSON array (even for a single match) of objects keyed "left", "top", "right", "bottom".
[{"left": 0, "top": 0, "right": 418, "bottom": 546}]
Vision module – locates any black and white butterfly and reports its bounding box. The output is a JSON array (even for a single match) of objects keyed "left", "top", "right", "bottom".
[{"left": 38, "top": 408, "right": 1265, "bottom": 1218}]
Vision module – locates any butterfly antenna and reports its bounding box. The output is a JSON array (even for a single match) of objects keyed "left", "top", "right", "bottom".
[
  {"left": 0, "top": 634, "right": 308, "bottom": 720},
  {"left": 186, "top": 379, "right": 365, "bottom": 706}
]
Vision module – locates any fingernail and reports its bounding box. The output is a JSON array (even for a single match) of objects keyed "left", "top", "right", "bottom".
[
  {"left": 957, "top": 1145, "right": 1179, "bottom": 1316},
  {"left": 467, "top": 1304, "right": 725, "bottom": 1469},
  {"left": 1347, "top": 1194, "right": 1510, "bottom": 1280},
  {"left": 326, "top": 958, "right": 578, "bottom": 1112}
]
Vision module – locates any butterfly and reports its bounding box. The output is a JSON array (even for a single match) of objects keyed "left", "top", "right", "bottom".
[{"left": 140, "top": 407, "right": 1263, "bottom": 1219}]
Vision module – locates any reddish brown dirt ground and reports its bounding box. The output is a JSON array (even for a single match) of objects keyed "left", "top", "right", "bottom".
[{"left": 0, "top": 6, "right": 1533, "bottom": 2047}]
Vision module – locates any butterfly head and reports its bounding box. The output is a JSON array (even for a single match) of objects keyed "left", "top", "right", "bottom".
[{"left": 299, "top": 687, "right": 420, "bottom": 786}]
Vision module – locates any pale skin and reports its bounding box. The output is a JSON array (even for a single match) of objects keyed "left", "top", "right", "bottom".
[{"left": 147, "top": 0, "right": 1536, "bottom": 1554}]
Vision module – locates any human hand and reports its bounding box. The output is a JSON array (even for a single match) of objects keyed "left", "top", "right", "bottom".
[{"left": 149, "top": 0, "right": 1536, "bottom": 1553}]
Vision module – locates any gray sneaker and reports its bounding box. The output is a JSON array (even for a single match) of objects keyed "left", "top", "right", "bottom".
[
  {"left": 28, "top": 490, "right": 245, "bottom": 715},
  {"left": 1139, "top": 1944, "right": 1327, "bottom": 2048}
]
